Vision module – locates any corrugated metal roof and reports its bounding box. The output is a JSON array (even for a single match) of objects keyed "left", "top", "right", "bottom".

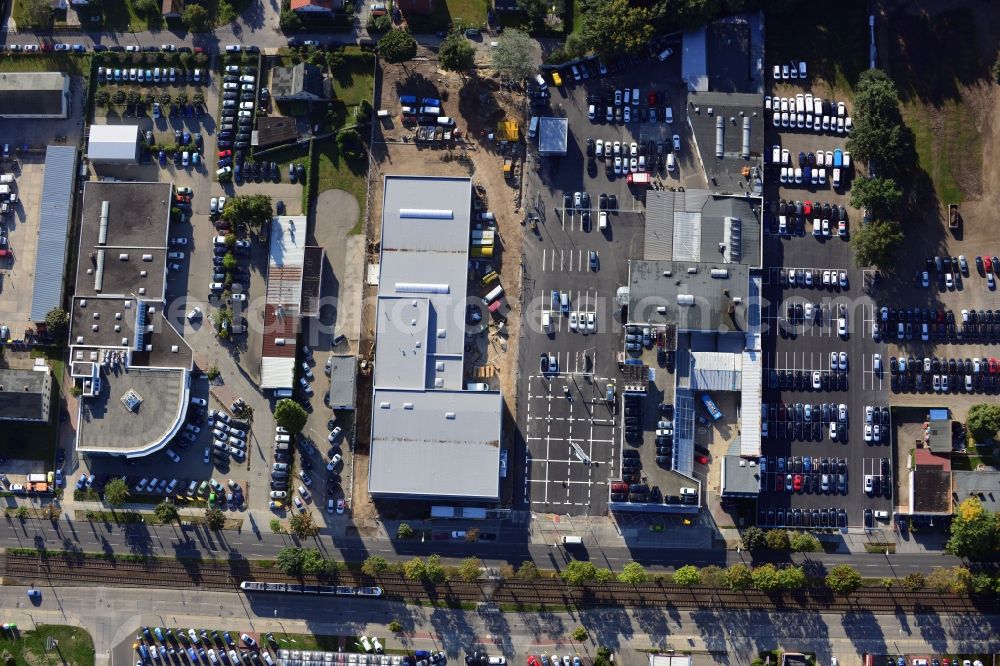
[
  {"left": 30, "top": 145, "right": 78, "bottom": 322},
  {"left": 672, "top": 211, "right": 701, "bottom": 262},
  {"left": 260, "top": 217, "right": 306, "bottom": 389},
  {"left": 740, "top": 350, "right": 762, "bottom": 457},
  {"left": 672, "top": 390, "right": 695, "bottom": 477},
  {"left": 644, "top": 190, "right": 674, "bottom": 260}
]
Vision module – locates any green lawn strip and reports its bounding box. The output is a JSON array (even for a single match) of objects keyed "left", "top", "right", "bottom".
[
  {"left": 268, "top": 633, "right": 370, "bottom": 653},
  {"left": 0, "top": 53, "right": 91, "bottom": 76},
  {"left": 405, "top": 0, "right": 486, "bottom": 32},
  {"left": 314, "top": 138, "right": 367, "bottom": 234},
  {"left": 902, "top": 99, "right": 979, "bottom": 205},
  {"left": 0, "top": 624, "right": 95, "bottom": 666},
  {"left": 765, "top": 0, "right": 867, "bottom": 99}
]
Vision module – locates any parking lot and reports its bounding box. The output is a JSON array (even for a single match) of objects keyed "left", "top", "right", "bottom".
[
  {"left": 757, "top": 76, "right": 894, "bottom": 529},
  {"left": 517, "top": 51, "right": 700, "bottom": 516}
]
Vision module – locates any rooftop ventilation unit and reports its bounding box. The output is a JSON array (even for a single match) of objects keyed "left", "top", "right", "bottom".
[
  {"left": 97, "top": 201, "right": 110, "bottom": 245},
  {"left": 399, "top": 209, "right": 453, "bottom": 219},
  {"left": 715, "top": 116, "right": 724, "bottom": 158},
  {"left": 741, "top": 117, "right": 751, "bottom": 159},
  {"left": 395, "top": 283, "right": 449, "bottom": 294}
]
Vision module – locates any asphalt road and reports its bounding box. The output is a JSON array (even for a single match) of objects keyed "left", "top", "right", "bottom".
[
  {"left": 0, "top": 515, "right": 967, "bottom": 579},
  {"left": 2, "top": 584, "right": 998, "bottom": 666}
]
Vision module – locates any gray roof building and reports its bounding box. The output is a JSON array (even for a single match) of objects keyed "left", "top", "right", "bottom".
[
  {"left": 682, "top": 11, "right": 765, "bottom": 95},
  {"left": 686, "top": 92, "right": 765, "bottom": 194},
  {"left": 30, "top": 145, "right": 78, "bottom": 323},
  {"left": 368, "top": 175, "right": 502, "bottom": 500},
  {"left": 327, "top": 354, "right": 357, "bottom": 410},
  {"left": 952, "top": 470, "right": 1000, "bottom": 514},
  {"left": 69, "top": 181, "right": 193, "bottom": 458},
  {"left": 537, "top": 117, "right": 568, "bottom": 156},
  {"left": 87, "top": 125, "right": 141, "bottom": 164},
  {"left": 252, "top": 116, "right": 299, "bottom": 148},
  {"left": 0, "top": 366, "right": 52, "bottom": 422},
  {"left": 720, "top": 454, "right": 760, "bottom": 497},
  {"left": 271, "top": 63, "right": 330, "bottom": 102},
  {"left": 0, "top": 72, "right": 69, "bottom": 118}
]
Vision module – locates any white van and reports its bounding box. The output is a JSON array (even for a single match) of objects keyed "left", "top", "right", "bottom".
[
  {"left": 482, "top": 285, "right": 503, "bottom": 305},
  {"left": 657, "top": 47, "right": 674, "bottom": 61},
  {"left": 541, "top": 311, "right": 552, "bottom": 333},
  {"left": 436, "top": 116, "right": 455, "bottom": 126},
  {"left": 275, "top": 434, "right": 291, "bottom": 444},
  {"left": 528, "top": 116, "right": 539, "bottom": 139},
  {"left": 559, "top": 292, "right": 569, "bottom": 312},
  {"left": 534, "top": 73, "right": 547, "bottom": 89},
  {"left": 273, "top": 388, "right": 293, "bottom": 398},
  {"left": 598, "top": 211, "right": 608, "bottom": 230},
  {"left": 561, "top": 535, "right": 583, "bottom": 545},
  {"left": 466, "top": 382, "right": 490, "bottom": 391},
  {"left": 667, "top": 153, "right": 676, "bottom": 171},
  {"left": 680, "top": 486, "right": 698, "bottom": 496}
]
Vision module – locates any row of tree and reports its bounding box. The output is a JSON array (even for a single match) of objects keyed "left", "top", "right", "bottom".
[{"left": 845, "top": 69, "right": 918, "bottom": 270}]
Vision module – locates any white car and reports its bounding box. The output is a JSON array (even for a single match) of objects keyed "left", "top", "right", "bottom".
[
  {"left": 629, "top": 142, "right": 637, "bottom": 157},
  {"left": 585, "top": 312, "right": 596, "bottom": 333},
  {"left": 838, "top": 351, "right": 847, "bottom": 370},
  {"left": 165, "top": 449, "right": 181, "bottom": 463},
  {"left": 595, "top": 139, "right": 603, "bottom": 158},
  {"left": 812, "top": 372, "right": 821, "bottom": 390},
  {"left": 672, "top": 134, "right": 681, "bottom": 152},
  {"left": 865, "top": 405, "right": 874, "bottom": 423},
  {"left": 210, "top": 197, "right": 218, "bottom": 214},
  {"left": 838, "top": 317, "right": 847, "bottom": 338},
  {"left": 187, "top": 307, "right": 202, "bottom": 322},
  {"left": 569, "top": 311, "right": 578, "bottom": 331},
  {"left": 864, "top": 424, "right": 872, "bottom": 442},
  {"left": 781, "top": 148, "right": 790, "bottom": 164},
  {"left": 874, "top": 354, "right": 882, "bottom": 372},
  {"left": 838, "top": 403, "right": 847, "bottom": 421}
]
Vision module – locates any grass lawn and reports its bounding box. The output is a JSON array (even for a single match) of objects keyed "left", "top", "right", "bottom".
[
  {"left": 902, "top": 99, "right": 980, "bottom": 205},
  {"left": 89, "top": 0, "right": 160, "bottom": 32},
  {"left": 332, "top": 52, "right": 375, "bottom": 108},
  {"left": 405, "top": 0, "right": 486, "bottom": 32},
  {"left": 315, "top": 138, "right": 368, "bottom": 234},
  {"left": 885, "top": 8, "right": 988, "bottom": 205},
  {"left": 268, "top": 633, "right": 370, "bottom": 653},
  {"left": 0, "top": 54, "right": 91, "bottom": 77},
  {"left": 0, "top": 351, "right": 64, "bottom": 462},
  {"left": 765, "top": 0, "right": 867, "bottom": 98},
  {"left": 0, "top": 624, "right": 95, "bottom": 666}
]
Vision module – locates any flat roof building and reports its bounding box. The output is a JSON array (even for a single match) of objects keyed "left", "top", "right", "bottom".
[
  {"left": 537, "top": 117, "right": 568, "bottom": 156},
  {"left": 68, "top": 181, "right": 193, "bottom": 458},
  {"left": 327, "top": 354, "right": 357, "bottom": 410},
  {"left": 0, "top": 365, "right": 52, "bottom": 422},
  {"left": 0, "top": 72, "right": 69, "bottom": 118},
  {"left": 686, "top": 92, "right": 765, "bottom": 195},
  {"left": 87, "top": 125, "right": 141, "bottom": 164},
  {"left": 368, "top": 175, "right": 502, "bottom": 501}
]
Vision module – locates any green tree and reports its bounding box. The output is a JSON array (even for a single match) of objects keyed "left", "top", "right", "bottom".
[
  {"left": 902, "top": 572, "right": 925, "bottom": 591},
  {"left": 570, "top": 627, "right": 588, "bottom": 642},
  {"left": 580, "top": 0, "right": 654, "bottom": 60},
  {"left": 279, "top": 9, "right": 303, "bottom": 31},
  {"left": 368, "top": 13, "right": 391, "bottom": 31},
  {"left": 699, "top": 565, "right": 723, "bottom": 587},
  {"left": 388, "top": 620, "right": 403, "bottom": 633},
  {"left": 438, "top": 32, "right": 476, "bottom": 73},
  {"left": 594, "top": 567, "right": 614, "bottom": 583},
  {"left": 560, "top": 559, "right": 597, "bottom": 585},
  {"left": 846, "top": 69, "right": 914, "bottom": 176},
  {"left": 966, "top": 404, "right": 1000, "bottom": 443},
  {"left": 222, "top": 253, "right": 238, "bottom": 272},
  {"left": 103, "top": 477, "right": 129, "bottom": 507},
  {"left": 751, "top": 564, "right": 782, "bottom": 592},
  {"left": 301, "top": 548, "right": 325, "bottom": 574},
  {"left": 396, "top": 522, "right": 415, "bottom": 539},
  {"left": 789, "top": 532, "right": 821, "bottom": 552},
  {"left": 362, "top": 555, "right": 390, "bottom": 577},
  {"left": 946, "top": 497, "right": 999, "bottom": 558},
  {"left": 741, "top": 525, "right": 765, "bottom": 550},
  {"left": 672, "top": 565, "right": 701, "bottom": 586},
  {"left": 403, "top": 557, "right": 427, "bottom": 581},
  {"left": 277, "top": 547, "right": 306, "bottom": 576},
  {"left": 826, "top": 564, "right": 863, "bottom": 595},
  {"left": 850, "top": 176, "right": 903, "bottom": 222},
  {"left": 221, "top": 194, "right": 273, "bottom": 232},
  {"left": 617, "top": 562, "right": 647, "bottom": 585},
  {"left": 458, "top": 556, "right": 482, "bottom": 582},
  {"left": 853, "top": 69, "right": 901, "bottom": 123},
  {"left": 880, "top": 577, "right": 894, "bottom": 589},
  {"left": 777, "top": 566, "right": 807, "bottom": 591},
  {"left": 204, "top": 508, "right": 225, "bottom": 530},
  {"left": 274, "top": 399, "right": 308, "bottom": 434},
  {"left": 113, "top": 89, "right": 127, "bottom": 105},
  {"left": 378, "top": 29, "right": 417, "bottom": 64},
  {"left": 269, "top": 518, "right": 283, "bottom": 533},
  {"left": 927, "top": 566, "right": 973, "bottom": 595},
  {"left": 519, "top": 0, "right": 550, "bottom": 29},
  {"left": 337, "top": 129, "right": 366, "bottom": 162},
  {"left": 516, "top": 561, "right": 539, "bottom": 580},
  {"left": 849, "top": 219, "right": 904, "bottom": 269},
  {"left": 127, "top": 90, "right": 142, "bottom": 106},
  {"left": 154, "top": 501, "right": 179, "bottom": 523},
  {"left": 765, "top": 529, "right": 791, "bottom": 551},
  {"left": 192, "top": 92, "right": 206, "bottom": 107},
  {"left": 18, "top": 0, "right": 53, "bottom": 28},
  {"left": 424, "top": 554, "right": 446, "bottom": 583},
  {"left": 971, "top": 572, "right": 994, "bottom": 594},
  {"left": 289, "top": 511, "right": 318, "bottom": 537},
  {"left": 44, "top": 307, "right": 70, "bottom": 342},
  {"left": 135, "top": 0, "right": 159, "bottom": 16},
  {"left": 723, "top": 563, "right": 753, "bottom": 590},
  {"left": 490, "top": 28, "right": 534, "bottom": 81},
  {"left": 96, "top": 91, "right": 110, "bottom": 108},
  {"left": 182, "top": 4, "right": 211, "bottom": 31}
]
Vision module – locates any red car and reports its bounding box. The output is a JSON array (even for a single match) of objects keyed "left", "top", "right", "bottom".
[
  {"left": 696, "top": 455, "right": 709, "bottom": 465},
  {"left": 986, "top": 256, "right": 993, "bottom": 272},
  {"left": 803, "top": 201, "right": 813, "bottom": 216},
  {"left": 647, "top": 92, "right": 657, "bottom": 106},
  {"left": 527, "top": 658, "right": 542, "bottom": 666},
  {"left": 775, "top": 475, "right": 783, "bottom": 491},
  {"left": 793, "top": 474, "right": 802, "bottom": 491},
  {"left": 218, "top": 149, "right": 232, "bottom": 158},
  {"left": 990, "top": 358, "right": 999, "bottom": 374}
]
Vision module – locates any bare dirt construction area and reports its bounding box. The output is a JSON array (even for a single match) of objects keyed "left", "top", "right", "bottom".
[{"left": 348, "top": 52, "right": 529, "bottom": 524}]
